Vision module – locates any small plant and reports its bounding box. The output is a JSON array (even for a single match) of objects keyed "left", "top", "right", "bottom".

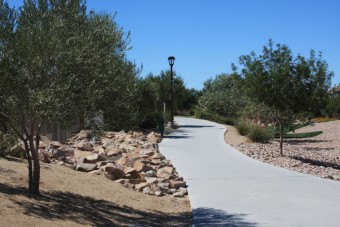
[
  {"left": 235, "top": 121, "right": 251, "bottom": 136},
  {"left": 248, "top": 125, "right": 272, "bottom": 143}
]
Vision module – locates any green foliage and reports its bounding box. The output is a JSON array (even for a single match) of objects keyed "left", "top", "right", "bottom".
[
  {"left": 239, "top": 39, "right": 333, "bottom": 155},
  {"left": 0, "top": 0, "right": 139, "bottom": 194},
  {"left": 267, "top": 122, "right": 322, "bottom": 139},
  {"left": 248, "top": 125, "right": 272, "bottom": 143},
  {"left": 235, "top": 121, "right": 251, "bottom": 136},
  {"left": 241, "top": 100, "right": 276, "bottom": 126},
  {"left": 137, "top": 71, "right": 199, "bottom": 128},
  {"left": 198, "top": 73, "right": 247, "bottom": 118},
  {"left": 324, "top": 96, "right": 340, "bottom": 119},
  {"left": 194, "top": 110, "right": 236, "bottom": 125},
  {"left": 268, "top": 122, "right": 311, "bottom": 135},
  {"left": 0, "top": 131, "right": 20, "bottom": 158},
  {"left": 234, "top": 121, "right": 272, "bottom": 143}
]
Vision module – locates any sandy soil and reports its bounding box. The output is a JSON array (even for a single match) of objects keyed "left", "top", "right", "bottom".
[
  {"left": 224, "top": 125, "right": 251, "bottom": 145},
  {"left": 0, "top": 157, "right": 191, "bottom": 227}
]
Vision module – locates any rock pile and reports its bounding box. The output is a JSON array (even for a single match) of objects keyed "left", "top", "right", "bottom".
[{"left": 37, "top": 130, "right": 188, "bottom": 197}]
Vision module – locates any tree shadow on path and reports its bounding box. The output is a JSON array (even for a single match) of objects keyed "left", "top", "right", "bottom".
[
  {"left": 180, "top": 125, "right": 215, "bottom": 128},
  {"left": 163, "top": 135, "right": 192, "bottom": 139},
  {"left": 0, "top": 183, "right": 192, "bottom": 226},
  {"left": 193, "top": 207, "right": 259, "bottom": 227}
]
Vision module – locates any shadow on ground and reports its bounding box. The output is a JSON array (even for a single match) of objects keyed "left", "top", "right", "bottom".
[
  {"left": 193, "top": 207, "right": 258, "bottom": 226},
  {"left": 163, "top": 135, "right": 192, "bottom": 139},
  {"left": 0, "top": 183, "right": 192, "bottom": 226},
  {"left": 180, "top": 125, "right": 215, "bottom": 128},
  {"left": 284, "top": 139, "right": 328, "bottom": 144},
  {"left": 289, "top": 155, "right": 340, "bottom": 170}
]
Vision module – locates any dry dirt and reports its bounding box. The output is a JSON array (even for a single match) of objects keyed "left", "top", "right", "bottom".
[
  {"left": 224, "top": 125, "right": 252, "bottom": 145},
  {"left": 0, "top": 157, "right": 191, "bottom": 227}
]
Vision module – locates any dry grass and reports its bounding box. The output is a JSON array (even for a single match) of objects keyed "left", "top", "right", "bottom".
[{"left": 0, "top": 158, "right": 191, "bottom": 227}]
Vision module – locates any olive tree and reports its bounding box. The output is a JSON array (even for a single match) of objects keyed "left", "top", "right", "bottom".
[
  {"left": 0, "top": 0, "right": 136, "bottom": 194},
  {"left": 198, "top": 73, "right": 247, "bottom": 118},
  {"left": 239, "top": 40, "right": 333, "bottom": 155}
]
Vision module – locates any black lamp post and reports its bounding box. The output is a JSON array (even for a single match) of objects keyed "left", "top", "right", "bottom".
[{"left": 168, "top": 56, "right": 175, "bottom": 125}]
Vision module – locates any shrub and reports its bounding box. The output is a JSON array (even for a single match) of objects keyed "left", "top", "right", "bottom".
[
  {"left": 248, "top": 125, "right": 272, "bottom": 143},
  {"left": 235, "top": 121, "right": 251, "bottom": 136},
  {"left": 194, "top": 110, "right": 236, "bottom": 126},
  {"left": 0, "top": 131, "right": 21, "bottom": 158}
]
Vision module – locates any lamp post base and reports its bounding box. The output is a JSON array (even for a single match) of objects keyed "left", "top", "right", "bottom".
[{"left": 167, "top": 122, "right": 177, "bottom": 129}]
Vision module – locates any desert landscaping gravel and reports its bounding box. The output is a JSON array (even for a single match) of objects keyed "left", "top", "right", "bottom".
[{"left": 232, "top": 120, "right": 340, "bottom": 181}]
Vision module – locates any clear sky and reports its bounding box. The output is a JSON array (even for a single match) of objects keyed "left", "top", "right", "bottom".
[{"left": 7, "top": 0, "right": 340, "bottom": 90}]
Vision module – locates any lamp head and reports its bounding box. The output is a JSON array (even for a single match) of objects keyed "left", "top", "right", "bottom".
[{"left": 168, "top": 56, "right": 175, "bottom": 66}]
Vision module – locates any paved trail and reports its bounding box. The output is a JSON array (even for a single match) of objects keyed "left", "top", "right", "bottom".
[{"left": 159, "top": 117, "right": 340, "bottom": 226}]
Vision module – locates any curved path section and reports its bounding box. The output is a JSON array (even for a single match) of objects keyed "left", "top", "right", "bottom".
[{"left": 159, "top": 117, "right": 340, "bottom": 226}]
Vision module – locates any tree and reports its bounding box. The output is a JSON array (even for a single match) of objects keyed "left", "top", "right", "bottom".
[
  {"left": 239, "top": 40, "right": 333, "bottom": 155},
  {"left": 0, "top": 0, "right": 136, "bottom": 194},
  {"left": 137, "top": 70, "right": 194, "bottom": 127},
  {"left": 198, "top": 73, "right": 247, "bottom": 118},
  {"left": 85, "top": 14, "right": 140, "bottom": 130}
]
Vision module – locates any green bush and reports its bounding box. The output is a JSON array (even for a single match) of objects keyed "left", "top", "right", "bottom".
[
  {"left": 0, "top": 131, "right": 21, "bottom": 158},
  {"left": 139, "top": 112, "right": 162, "bottom": 129},
  {"left": 248, "top": 125, "right": 272, "bottom": 143},
  {"left": 194, "top": 110, "right": 236, "bottom": 126},
  {"left": 235, "top": 121, "right": 251, "bottom": 136}
]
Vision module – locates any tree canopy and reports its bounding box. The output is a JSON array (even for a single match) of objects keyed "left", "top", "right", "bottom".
[
  {"left": 239, "top": 40, "right": 333, "bottom": 155},
  {"left": 0, "top": 0, "right": 138, "bottom": 194},
  {"left": 198, "top": 73, "right": 246, "bottom": 119}
]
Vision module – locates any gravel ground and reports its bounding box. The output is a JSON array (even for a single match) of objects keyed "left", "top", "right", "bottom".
[{"left": 232, "top": 120, "right": 340, "bottom": 182}]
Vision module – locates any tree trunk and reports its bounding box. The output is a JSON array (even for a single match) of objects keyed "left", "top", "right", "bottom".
[
  {"left": 23, "top": 140, "right": 33, "bottom": 193},
  {"left": 28, "top": 135, "right": 40, "bottom": 195},
  {"left": 32, "top": 154, "right": 40, "bottom": 195},
  {"left": 279, "top": 118, "right": 284, "bottom": 156}
]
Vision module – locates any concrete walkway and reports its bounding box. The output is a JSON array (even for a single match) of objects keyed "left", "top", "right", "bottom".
[{"left": 159, "top": 117, "right": 340, "bottom": 227}]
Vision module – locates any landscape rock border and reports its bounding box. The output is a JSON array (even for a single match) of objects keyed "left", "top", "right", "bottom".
[{"left": 37, "top": 130, "right": 188, "bottom": 197}]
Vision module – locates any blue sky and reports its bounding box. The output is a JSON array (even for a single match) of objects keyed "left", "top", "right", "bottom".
[{"left": 8, "top": 0, "right": 340, "bottom": 90}]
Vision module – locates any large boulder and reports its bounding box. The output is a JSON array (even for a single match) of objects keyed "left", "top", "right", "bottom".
[
  {"left": 74, "top": 148, "right": 93, "bottom": 159},
  {"left": 157, "top": 166, "right": 174, "bottom": 180},
  {"left": 119, "top": 142, "right": 136, "bottom": 153},
  {"left": 106, "top": 147, "right": 122, "bottom": 157},
  {"left": 173, "top": 187, "right": 188, "bottom": 198},
  {"left": 135, "top": 182, "right": 149, "bottom": 192},
  {"left": 133, "top": 161, "right": 152, "bottom": 173},
  {"left": 50, "top": 141, "right": 63, "bottom": 148},
  {"left": 102, "top": 163, "right": 125, "bottom": 180},
  {"left": 75, "top": 130, "right": 90, "bottom": 140},
  {"left": 139, "top": 149, "right": 155, "bottom": 157},
  {"left": 76, "top": 158, "right": 97, "bottom": 172},
  {"left": 124, "top": 167, "right": 139, "bottom": 179},
  {"left": 93, "top": 144, "right": 105, "bottom": 154},
  {"left": 85, "top": 154, "right": 106, "bottom": 163},
  {"left": 169, "top": 180, "right": 187, "bottom": 189},
  {"left": 74, "top": 141, "right": 93, "bottom": 151}
]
